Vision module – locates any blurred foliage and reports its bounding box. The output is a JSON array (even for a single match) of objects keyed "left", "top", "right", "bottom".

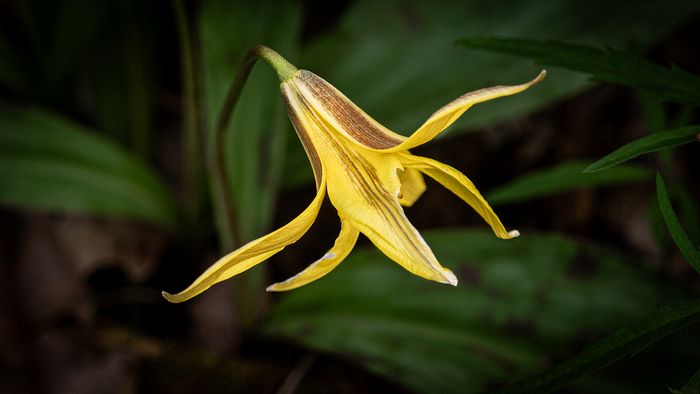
[
  {"left": 657, "top": 174, "right": 700, "bottom": 273},
  {"left": 458, "top": 37, "right": 700, "bottom": 106},
  {"left": 0, "top": 104, "right": 177, "bottom": 227},
  {"left": 495, "top": 298, "right": 700, "bottom": 393},
  {"left": 266, "top": 229, "right": 686, "bottom": 393},
  {"left": 585, "top": 126, "right": 700, "bottom": 173},
  {"left": 486, "top": 161, "right": 650, "bottom": 206},
  {"left": 675, "top": 369, "right": 700, "bottom": 394}
]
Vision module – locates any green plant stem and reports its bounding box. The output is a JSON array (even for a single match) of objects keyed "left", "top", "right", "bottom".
[
  {"left": 212, "top": 49, "right": 257, "bottom": 250},
  {"left": 174, "top": 0, "right": 205, "bottom": 229},
  {"left": 212, "top": 45, "right": 295, "bottom": 250},
  {"left": 209, "top": 46, "right": 295, "bottom": 330}
]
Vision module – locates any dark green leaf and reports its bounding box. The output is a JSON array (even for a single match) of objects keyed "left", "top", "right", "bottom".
[
  {"left": 585, "top": 126, "right": 699, "bottom": 173},
  {"left": 266, "top": 229, "right": 682, "bottom": 393},
  {"left": 0, "top": 105, "right": 177, "bottom": 227},
  {"left": 458, "top": 37, "right": 700, "bottom": 106},
  {"left": 494, "top": 299, "right": 700, "bottom": 393},
  {"left": 486, "top": 161, "right": 650, "bottom": 206},
  {"left": 656, "top": 173, "right": 700, "bottom": 273}
]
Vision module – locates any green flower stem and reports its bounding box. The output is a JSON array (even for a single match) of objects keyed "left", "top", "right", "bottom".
[
  {"left": 254, "top": 45, "right": 297, "bottom": 82},
  {"left": 209, "top": 45, "right": 295, "bottom": 329},
  {"left": 213, "top": 45, "right": 297, "bottom": 250},
  {"left": 213, "top": 50, "right": 256, "bottom": 249}
]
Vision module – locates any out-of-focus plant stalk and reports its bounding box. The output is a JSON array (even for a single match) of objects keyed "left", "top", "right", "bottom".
[
  {"left": 174, "top": 0, "right": 206, "bottom": 229},
  {"left": 210, "top": 45, "right": 291, "bottom": 250},
  {"left": 123, "top": 0, "right": 150, "bottom": 157},
  {"left": 210, "top": 49, "right": 260, "bottom": 251}
]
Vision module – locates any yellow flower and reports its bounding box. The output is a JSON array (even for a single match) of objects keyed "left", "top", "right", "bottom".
[{"left": 163, "top": 46, "right": 545, "bottom": 303}]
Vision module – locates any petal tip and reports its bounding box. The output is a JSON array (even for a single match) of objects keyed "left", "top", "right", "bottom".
[
  {"left": 265, "top": 284, "right": 280, "bottom": 292},
  {"left": 508, "top": 229, "right": 521, "bottom": 238},
  {"left": 443, "top": 270, "right": 459, "bottom": 286},
  {"left": 161, "top": 290, "right": 178, "bottom": 303}
]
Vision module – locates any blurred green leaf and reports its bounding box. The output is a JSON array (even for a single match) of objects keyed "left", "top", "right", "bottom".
[
  {"left": 42, "top": 0, "right": 109, "bottom": 92},
  {"left": 458, "top": 37, "right": 700, "bottom": 106},
  {"left": 495, "top": 299, "right": 700, "bottom": 393},
  {"left": 486, "top": 161, "right": 650, "bottom": 206},
  {"left": 656, "top": 173, "right": 700, "bottom": 273},
  {"left": 283, "top": 0, "right": 698, "bottom": 189},
  {"left": 87, "top": 0, "right": 155, "bottom": 154},
  {"left": 585, "top": 126, "right": 699, "bottom": 173},
  {"left": 266, "top": 229, "right": 682, "bottom": 393},
  {"left": 0, "top": 105, "right": 177, "bottom": 227},
  {"left": 676, "top": 369, "right": 700, "bottom": 394},
  {"left": 200, "top": 0, "right": 301, "bottom": 244}
]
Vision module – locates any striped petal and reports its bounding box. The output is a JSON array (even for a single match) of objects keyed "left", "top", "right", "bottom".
[
  {"left": 162, "top": 174, "right": 327, "bottom": 303},
  {"left": 324, "top": 145, "right": 457, "bottom": 286},
  {"left": 399, "top": 153, "right": 519, "bottom": 239},
  {"left": 292, "top": 70, "right": 407, "bottom": 150},
  {"left": 266, "top": 217, "right": 359, "bottom": 292},
  {"left": 385, "top": 70, "right": 546, "bottom": 152},
  {"left": 398, "top": 167, "right": 426, "bottom": 207}
]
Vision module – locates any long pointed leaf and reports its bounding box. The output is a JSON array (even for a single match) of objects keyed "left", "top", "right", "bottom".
[
  {"left": 585, "top": 126, "right": 700, "bottom": 173},
  {"left": 494, "top": 299, "right": 700, "bottom": 393},
  {"left": 487, "top": 161, "right": 649, "bottom": 206},
  {"left": 458, "top": 37, "right": 700, "bottom": 106},
  {"left": 656, "top": 173, "right": 700, "bottom": 272}
]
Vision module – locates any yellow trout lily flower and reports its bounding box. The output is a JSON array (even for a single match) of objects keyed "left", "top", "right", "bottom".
[{"left": 163, "top": 46, "right": 545, "bottom": 303}]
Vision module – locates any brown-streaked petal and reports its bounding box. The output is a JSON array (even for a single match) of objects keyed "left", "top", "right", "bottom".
[
  {"left": 293, "top": 70, "right": 407, "bottom": 150},
  {"left": 281, "top": 81, "right": 324, "bottom": 188}
]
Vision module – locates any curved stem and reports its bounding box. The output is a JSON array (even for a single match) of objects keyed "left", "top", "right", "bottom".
[
  {"left": 212, "top": 49, "right": 259, "bottom": 249},
  {"left": 174, "top": 0, "right": 205, "bottom": 232},
  {"left": 212, "top": 45, "right": 297, "bottom": 250}
]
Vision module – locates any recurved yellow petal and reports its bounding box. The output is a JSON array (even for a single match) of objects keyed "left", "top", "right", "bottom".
[
  {"left": 162, "top": 175, "right": 327, "bottom": 303},
  {"left": 399, "top": 153, "right": 519, "bottom": 240},
  {"left": 398, "top": 168, "right": 426, "bottom": 207},
  {"left": 385, "top": 70, "right": 547, "bottom": 152},
  {"left": 266, "top": 218, "right": 359, "bottom": 292}
]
